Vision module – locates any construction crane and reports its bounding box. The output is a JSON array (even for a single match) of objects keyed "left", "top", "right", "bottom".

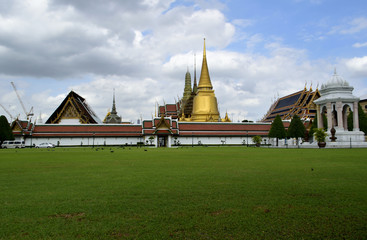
[
  {"left": 0, "top": 103, "right": 15, "bottom": 122},
  {"left": 10, "top": 82, "right": 34, "bottom": 120}
]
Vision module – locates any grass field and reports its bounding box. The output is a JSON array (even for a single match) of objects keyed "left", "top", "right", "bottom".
[{"left": 0, "top": 147, "right": 366, "bottom": 239}]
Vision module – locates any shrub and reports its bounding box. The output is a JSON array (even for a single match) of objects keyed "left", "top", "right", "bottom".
[
  {"left": 314, "top": 128, "right": 328, "bottom": 143},
  {"left": 252, "top": 135, "right": 262, "bottom": 146}
]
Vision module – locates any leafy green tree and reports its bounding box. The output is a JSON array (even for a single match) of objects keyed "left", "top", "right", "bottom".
[
  {"left": 252, "top": 135, "right": 262, "bottom": 146},
  {"left": 347, "top": 111, "right": 352, "bottom": 131},
  {"left": 347, "top": 104, "right": 367, "bottom": 134},
  {"left": 321, "top": 112, "right": 328, "bottom": 130},
  {"left": 268, "top": 115, "right": 286, "bottom": 146},
  {"left": 287, "top": 115, "right": 305, "bottom": 145},
  {"left": 0, "top": 115, "right": 14, "bottom": 146}
]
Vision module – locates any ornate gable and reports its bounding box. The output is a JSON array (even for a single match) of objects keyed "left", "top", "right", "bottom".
[
  {"left": 12, "top": 121, "right": 23, "bottom": 132},
  {"left": 46, "top": 91, "right": 101, "bottom": 124},
  {"left": 154, "top": 115, "right": 173, "bottom": 134}
]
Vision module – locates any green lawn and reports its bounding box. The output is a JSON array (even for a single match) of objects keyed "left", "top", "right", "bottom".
[{"left": 0, "top": 147, "right": 366, "bottom": 239}]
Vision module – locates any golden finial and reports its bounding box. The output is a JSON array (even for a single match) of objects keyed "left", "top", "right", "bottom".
[
  {"left": 203, "top": 38, "right": 206, "bottom": 57},
  {"left": 197, "top": 38, "right": 212, "bottom": 89}
]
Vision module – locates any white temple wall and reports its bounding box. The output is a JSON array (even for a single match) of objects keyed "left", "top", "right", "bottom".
[
  {"left": 175, "top": 136, "right": 254, "bottom": 146},
  {"left": 25, "top": 136, "right": 142, "bottom": 147}
]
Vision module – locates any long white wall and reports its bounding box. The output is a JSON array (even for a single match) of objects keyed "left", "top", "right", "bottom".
[
  {"left": 25, "top": 136, "right": 143, "bottom": 147},
  {"left": 174, "top": 136, "right": 254, "bottom": 146},
  {"left": 19, "top": 135, "right": 284, "bottom": 147}
]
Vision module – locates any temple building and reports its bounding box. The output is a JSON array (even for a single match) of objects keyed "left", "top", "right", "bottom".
[
  {"left": 314, "top": 70, "right": 365, "bottom": 144},
  {"left": 45, "top": 91, "right": 101, "bottom": 124},
  {"left": 10, "top": 38, "right": 271, "bottom": 148},
  {"left": 178, "top": 65, "right": 197, "bottom": 119},
  {"left": 261, "top": 86, "right": 320, "bottom": 122},
  {"left": 182, "top": 69, "right": 192, "bottom": 102},
  {"left": 8, "top": 40, "right": 366, "bottom": 148},
  {"left": 103, "top": 90, "right": 122, "bottom": 124},
  {"left": 158, "top": 102, "right": 180, "bottom": 119},
  {"left": 188, "top": 39, "right": 220, "bottom": 122},
  {"left": 160, "top": 39, "right": 224, "bottom": 122}
]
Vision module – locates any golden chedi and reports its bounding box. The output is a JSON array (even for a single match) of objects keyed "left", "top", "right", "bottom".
[{"left": 191, "top": 39, "right": 220, "bottom": 122}]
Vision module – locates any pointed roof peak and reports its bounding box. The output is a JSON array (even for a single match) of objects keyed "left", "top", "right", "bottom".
[
  {"left": 193, "top": 52, "right": 198, "bottom": 93},
  {"left": 111, "top": 89, "right": 117, "bottom": 114},
  {"left": 197, "top": 38, "right": 213, "bottom": 89},
  {"left": 203, "top": 38, "right": 206, "bottom": 56}
]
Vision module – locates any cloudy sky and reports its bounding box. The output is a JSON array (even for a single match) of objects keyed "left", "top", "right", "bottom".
[{"left": 0, "top": 0, "right": 366, "bottom": 123}]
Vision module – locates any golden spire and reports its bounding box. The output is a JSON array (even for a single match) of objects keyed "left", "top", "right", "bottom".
[
  {"left": 198, "top": 38, "right": 213, "bottom": 89},
  {"left": 190, "top": 38, "right": 220, "bottom": 122},
  {"left": 193, "top": 53, "right": 198, "bottom": 94}
]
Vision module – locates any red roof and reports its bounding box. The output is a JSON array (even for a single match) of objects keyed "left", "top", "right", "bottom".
[
  {"left": 178, "top": 122, "right": 273, "bottom": 131},
  {"left": 166, "top": 104, "right": 177, "bottom": 112},
  {"left": 143, "top": 121, "right": 153, "bottom": 128},
  {"left": 159, "top": 106, "right": 165, "bottom": 114}
]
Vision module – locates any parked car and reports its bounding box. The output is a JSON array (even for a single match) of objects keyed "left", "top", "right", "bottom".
[
  {"left": 36, "top": 143, "right": 55, "bottom": 148},
  {"left": 1, "top": 140, "right": 25, "bottom": 149}
]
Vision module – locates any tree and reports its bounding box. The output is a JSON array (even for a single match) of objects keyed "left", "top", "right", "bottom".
[
  {"left": 321, "top": 112, "right": 328, "bottom": 130},
  {"left": 0, "top": 115, "right": 14, "bottom": 146},
  {"left": 287, "top": 115, "right": 305, "bottom": 145},
  {"left": 252, "top": 135, "right": 262, "bottom": 147},
  {"left": 268, "top": 115, "right": 286, "bottom": 146},
  {"left": 347, "top": 104, "right": 367, "bottom": 134}
]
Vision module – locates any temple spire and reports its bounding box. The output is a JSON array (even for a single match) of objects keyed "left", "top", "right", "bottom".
[
  {"left": 111, "top": 88, "right": 117, "bottom": 114},
  {"left": 191, "top": 38, "right": 220, "bottom": 122},
  {"left": 198, "top": 38, "right": 213, "bottom": 89},
  {"left": 193, "top": 53, "right": 198, "bottom": 93},
  {"left": 182, "top": 68, "right": 192, "bottom": 102},
  {"left": 103, "top": 89, "right": 122, "bottom": 124}
]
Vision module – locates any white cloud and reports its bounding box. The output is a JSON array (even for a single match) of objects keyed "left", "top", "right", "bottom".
[
  {"left": 353, "top": 42, "right": 367, "bottom": 48},
  {"left": 329, "top": 17, "right": 367, "bottom": 35},
  {"left": 0, "top": 0, "right": 366, "bottom": 123},
  {"left": 344, "top": 56, "right": 367, "bottom": 77},
  {"left": 232, "top": 19, "right": 254, "bottom": 28}
]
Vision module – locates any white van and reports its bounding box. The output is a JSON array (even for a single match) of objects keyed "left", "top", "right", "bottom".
[{"left": 1, "top": 140, "right": 25, "bottom": 149}]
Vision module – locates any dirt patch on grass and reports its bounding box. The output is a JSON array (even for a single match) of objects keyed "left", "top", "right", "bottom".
[
  {"left": 110, "top": 231, "right": 130, "bottom": 239},
  {"left": 210, "top": 209, "right": 233, "bottom": 216},
  {"left": 49, "top": 212, "right": 85, "bottom": 221},
  {"left": 253, "top": 205, "right": 271, "bottom": 213}
]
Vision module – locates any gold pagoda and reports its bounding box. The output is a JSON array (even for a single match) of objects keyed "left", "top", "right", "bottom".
[{"left": 190, "top": 39, "right": 220, "bottom": 122}]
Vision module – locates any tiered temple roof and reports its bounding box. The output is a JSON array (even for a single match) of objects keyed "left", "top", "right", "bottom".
[
  {"left": 46, "top": 91, "right": 101, "bottom": 124},
  {"left": 262, "top": 87, "right": 320, "bottom": 122},
  {"left": 11, "top": 119, "right": 34, "bottom": 138},
  {"left": 158, "top": 102, "right": 180, "bottom": 119}
]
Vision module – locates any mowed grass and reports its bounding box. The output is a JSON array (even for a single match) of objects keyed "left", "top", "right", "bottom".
[{"left": 0, "top": 147, "right": 366, "bottom": 239}]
